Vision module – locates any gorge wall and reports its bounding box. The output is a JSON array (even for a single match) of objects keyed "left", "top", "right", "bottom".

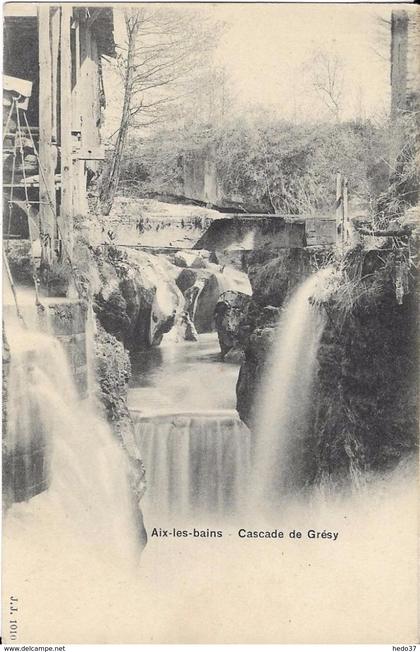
[
  {"left": 218, "top": 243, "right": 417, "bottom": 487},
  {"left": 310, "top": 248, "right": 417, "bottom": 485}
]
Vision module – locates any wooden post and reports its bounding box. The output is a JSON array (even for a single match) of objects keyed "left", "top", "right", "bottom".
[
  {"left": 79, "top": 22, "right": 102, "bottom": 158},
  {"left": 71, "top": 15, "right": 88, "bottom": 217},
  {"left": 335, "top": 172, "right": 342, "bottom": 246},
  {"left": 60, "top": 5, "right": 74, "bottom": 259},
  {"left": 50, "top": 8, "right": 60, "bottom": 143},
  {"left": 343, "top": 176, "right": 349, "bottom": 244},
  {"left": 38, "top": 6, "right": 55, "bottom": 266}
]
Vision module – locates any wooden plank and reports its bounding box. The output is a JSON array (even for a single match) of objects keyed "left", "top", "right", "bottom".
[
  {"left": 38, "top": 5, "right": 55, "bottom": 266},
  {"left": 71, "top": 16, "right": 81, "bottom": 133},
  {"left": 60, "top": 5, "right": 74, "bottom": 258},
  {"left": 50, "top": 8, "right": 60, "bottom": 142},
  {"left": 3, "top": 75, "right": 33, "bottom": 97},
  {"left": 70, "top": 16, "right": 88, "bottom": 217},
  {"left": 79, "top": 22, "right": 101, "bottom": 155}
]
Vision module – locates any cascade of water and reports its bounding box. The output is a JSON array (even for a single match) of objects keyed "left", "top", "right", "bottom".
[
  {"left": 131, "top": 411, "right": 251, "bottom": 521},
  {"left": 249, "top": 268, "right": 335, "bottom": 510},
  {"left": 4, "top": 324, "right": 141, "bottom": 563}
]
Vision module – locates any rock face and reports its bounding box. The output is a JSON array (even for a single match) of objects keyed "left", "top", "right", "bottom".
[
  {"left": 176, "top": 267, "right": 208, "bottom": 293},
  {"left": 247, "top": 247, "right": 331, "bottom": 307},
  {"left": 5, "top": 240, "right": 34, "bottom": 285},
  {"left": 94, "top": 323, "right": 147, "bottom": 548},
  {"left": 236, "top": 318, "right": 278, "bottom": 427},
  {"left": 82, "top": 239, "right": 253, "bottom": 344},
  {"left": 214, "top": 290, "right": 257, "bottom": 360},
  {"left": 94, "top": 323, "right": 134, "bottom": 444},
  {"left": 218, "top": 247, "right": 330, "bottom": 423},
  {"left": 236, "top": 246, "right": 418, "bottom": 484},
  {"left": 310, "top": 249, "right": 418, "bottom": 484},
  {"left": 193, "top": 273, "right": 223, "bottom": 333},
  {"left": 91, "top": 245, "right": 183, "bottom": 350},
  {"left": 176, "top": 260, "right": 252, "bottom": 334}
]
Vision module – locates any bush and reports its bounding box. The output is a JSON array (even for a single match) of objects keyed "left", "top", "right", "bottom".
[{"left": 116, "top": 115, "right": 390, "bottom": 215}]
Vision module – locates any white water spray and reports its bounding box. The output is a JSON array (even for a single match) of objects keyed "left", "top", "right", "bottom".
[
  {"left": 132, "top": 410, "right": 251, "bottom": 521},
  {"left": 4, "top": 325, "right": 141, "bottom": 564},
  {"left": 250, "top": 268, "right": 335, "bottom": 510}
]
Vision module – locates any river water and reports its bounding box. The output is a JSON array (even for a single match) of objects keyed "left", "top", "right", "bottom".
[
  {"left": 128, "top": 333, "right": 251, "bottom": 521},
  {"left": 3, "top": 282, "right": 417, "bottom": 644},
  {"left": 128, "top": 332, "right": 239, "bottom": 414}
]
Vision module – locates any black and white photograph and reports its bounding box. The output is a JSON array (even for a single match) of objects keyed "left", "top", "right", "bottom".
[{"left": 2, "top": 1, "right": 419, "bottom": 644}]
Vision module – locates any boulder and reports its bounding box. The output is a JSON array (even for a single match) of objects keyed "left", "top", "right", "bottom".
[
  {"left": 193, "top": 273, "right": 222, "bottom": 333},
  {"left": 236, "top": 325, "right": 276, "bottom": 427},
  {"left": 92, "top": 246, "right": 183, "bottom": 350},
  {"left": 180, "top": 264, "right": 252, "bottom": 334},
  {"left": 214, "top": 290, "right": 257, "bottom": 358},
  {"left": 182, "top": 272, "right": 235, "bottom": 334},
  {"left": 181, "top": 312, "right": 199, "bottom": 342},
  {"left": 173, "top": 251, "right": 206, "bottom": 269},
  {"left": 150, "top": 282, "right": 180, "bottom": 345},
  {"left": 176, "top": 267, "right": 211, "bottom": 293},
  {"left": 247, "top": 247, "right": 330, "bottom": 307},
  {"left": 94, "top": 289, "right": 131, "bottom": 342}
]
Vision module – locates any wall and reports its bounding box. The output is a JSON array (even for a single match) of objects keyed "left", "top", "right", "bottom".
[
  {"left": 193, "top": 216, "right": 307, "bottom": 251},
  {"left": 183, "top": 143, "right": 221, "bottom": 206}
]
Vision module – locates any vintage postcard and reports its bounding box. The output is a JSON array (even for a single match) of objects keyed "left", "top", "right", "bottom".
[{"left": 2, "top": 1, "right": 419, "bottom": 645}]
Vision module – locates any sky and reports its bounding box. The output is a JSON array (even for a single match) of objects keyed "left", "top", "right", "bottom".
[
  {"left": 103, "top": 3, "right": 415, "bottom": 136},
  {"left": 212, "top": 3, "right": 393, "bottom": 121}
]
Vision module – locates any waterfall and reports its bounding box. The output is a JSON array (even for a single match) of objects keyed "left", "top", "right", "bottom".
[
  {"left": 131, "top": 410, "right": 251, "bottom": 521},
  {"left": 4, "top": 325, "right": 141, "bottom": 563},
  {"left": 250, "top": 268, "right": 334, "bottom": 510}
]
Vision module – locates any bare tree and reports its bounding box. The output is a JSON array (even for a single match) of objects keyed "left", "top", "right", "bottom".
[
  {"left": 99, "top": 10, "right": 140, "bottom": 215},
  {"left": 310, "top": 49, "right": 345, "bottom": 122},
  {"left": 99, "top": 7, "right": 219, "bottom": 214}
]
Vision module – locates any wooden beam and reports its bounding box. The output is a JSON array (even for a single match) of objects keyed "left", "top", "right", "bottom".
[
  {"left": 71, "top": 16, "right": 81, "bottom": 133},
  {"left": 343, "top": 176, "right": 349, "bottom": 243},
  {"left": 50, "top": 7, "right": 60, "bottom": 142},
  {"left": 60, "top": 5, "right": 74, "bottom": 259},
  {"left": 79, "top": 23, "right": 101, "bottom": 156},
  {"left": 71, "top": 16, "right": 87, "bottom": 217},
  {"left": 335, "top": 172, "right": 342, "bottom": 246},
  {"left": 38, "top": 5, "right": 55, "bottom": 266}
]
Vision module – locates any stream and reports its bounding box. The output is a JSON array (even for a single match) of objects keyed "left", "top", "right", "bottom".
[
  {"left": 128, "top": 332, "right": 239, "bottom": 414},
  {"left": 128, "top": 333, "right": 251, "bottom": 522}
]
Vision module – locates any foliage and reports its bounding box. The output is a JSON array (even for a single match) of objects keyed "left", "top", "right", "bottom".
[
  {"left": 373, "top": 111, "right": 419, "bottom": 225},
  {"left": 117, "top": 114, "right": 390, "bottom": 215},
  {"left": 98, "top": 6, "right": 222, "bottom": 214},
  {"left": 216, "top": 117, "right": 390, "bottom": 214}
]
